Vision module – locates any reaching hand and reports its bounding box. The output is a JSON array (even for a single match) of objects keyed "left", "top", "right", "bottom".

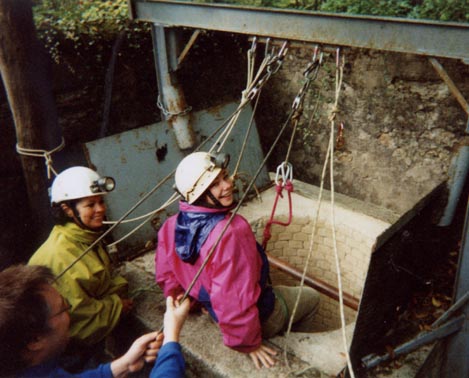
[
  {"left": 111, "top": 331, "right": 163, "bottom": 377},
  {"left": 163, "top": 295, "right": 190, "bottom": 344},
  {"left": 248, "top": 344, "right": 278, "bottom": 369}
]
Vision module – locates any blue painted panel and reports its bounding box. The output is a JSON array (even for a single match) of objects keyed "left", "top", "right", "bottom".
[{"left": 85, "top": 101, "right": 270, "bottom": 253}]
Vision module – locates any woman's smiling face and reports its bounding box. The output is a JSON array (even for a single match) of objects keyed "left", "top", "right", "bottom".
[
  {"left": 206, "top": 169, "right": 234, "bottom": 207},
  {"left": 72, "top": 195, "right": 107, "bottom": 230}
]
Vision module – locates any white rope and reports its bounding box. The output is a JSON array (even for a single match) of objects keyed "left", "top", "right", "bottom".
[
  {"left": 328, "top": 49, "right": 355, "bottom": 378},
  {"left": 282, "top": 49, "right": 355, "bottom": 378},
  {"left": 211, "top": 41, "right": 288, "bottom": 154},
  {"left": 107, "top": 193, "right": 179, "bottom": 247},
  {"left": 16, "top": 137, "right": 65, "bottom": 179},
  {"left": 103, "top": 192, "right": 180, "bottom": 225},
  {"left": 102, "top": 40, "right": 288, "bottom": 248}
]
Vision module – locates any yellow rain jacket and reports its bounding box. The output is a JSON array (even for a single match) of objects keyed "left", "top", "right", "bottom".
[{"left": 29, "top": 222, "right": 128, "bottom": 345}]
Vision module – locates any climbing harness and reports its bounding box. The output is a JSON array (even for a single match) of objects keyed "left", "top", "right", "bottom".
[
  {"left": 262, "top": 162, "right": 294, "bottom": 250},
  {"left": 16, "top": 137, "right": 65, "bottom": 179}
]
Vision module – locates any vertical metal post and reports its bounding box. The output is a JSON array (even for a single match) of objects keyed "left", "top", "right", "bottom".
[
  {"left": 438, "top": 145, "right": 469, "bottom": 226},
  {"left": 151, "top": 24, "right": 195, "bottom": 150},
  {"left": 442, "top": 196, "right": 469, "bottom": 377}
]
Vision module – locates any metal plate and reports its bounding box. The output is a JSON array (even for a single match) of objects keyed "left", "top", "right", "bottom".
[{"left": 84, "top": 101, "right": 270, "bottom": 254}]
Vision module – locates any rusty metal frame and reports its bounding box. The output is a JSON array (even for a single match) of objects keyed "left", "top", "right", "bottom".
[{"left": 130, "top": 0, "right": 469, "bottom": 61}]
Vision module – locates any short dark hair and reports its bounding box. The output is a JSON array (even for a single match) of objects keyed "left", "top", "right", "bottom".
[
  {"left": 51, "top": 200, "right": 77, "bottom": 225},
  {"left": 0, "top": 265, "right": 55, "bottom": 375}
]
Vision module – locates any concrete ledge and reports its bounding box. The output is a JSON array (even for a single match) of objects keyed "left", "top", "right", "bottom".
[{"left": 119, "top": 252, "right": 340, "bottom": 377}]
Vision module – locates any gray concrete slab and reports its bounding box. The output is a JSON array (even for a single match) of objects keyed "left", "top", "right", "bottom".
[{"left": 118, "top": 252, "right": 339, "bottom": 377}]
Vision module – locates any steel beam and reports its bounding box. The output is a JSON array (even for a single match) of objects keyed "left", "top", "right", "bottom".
[
  {"left": 131, "top": 0, "right": 469, "bottom": 61},
  {"left": 442, "top": 196, "right": 469, "bottom": 377}
]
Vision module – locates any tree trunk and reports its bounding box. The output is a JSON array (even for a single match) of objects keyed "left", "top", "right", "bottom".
[{"left": 0, "top": 0, "right": 62, "bottom": 248}]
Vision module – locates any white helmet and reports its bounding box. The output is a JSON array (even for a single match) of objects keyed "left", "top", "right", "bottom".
[
  {"left": 50, "top": 166, "right": 115, "bottom": 205},
  {"left": 175, "top": 152, "right": 229, "bottom": 204}
]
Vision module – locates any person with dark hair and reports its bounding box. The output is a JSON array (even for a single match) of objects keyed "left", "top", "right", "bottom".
[
  {"left": 0, "top": 264, "right": 190, "bottom": 378},
  {"left": 156, "top": 152, "right": 320, "bottom": 369},
  {"left": 28, "top": 167, "right": 132, "bottom": 364}
]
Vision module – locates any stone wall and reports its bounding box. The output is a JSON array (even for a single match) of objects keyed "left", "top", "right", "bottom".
[
  {"left": 255, "top": 48, "right": 469, "bottom": 216},
  {"left": 239, "top": 179, "right": 394, "bottom": 331}
]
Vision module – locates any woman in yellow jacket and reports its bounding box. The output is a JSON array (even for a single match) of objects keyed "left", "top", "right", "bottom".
[{"left": 29, "top": 167, "right": 133, "bottom": 360}]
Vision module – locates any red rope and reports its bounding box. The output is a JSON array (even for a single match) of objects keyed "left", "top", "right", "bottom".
[{"left": 262, "top": 180, "right": 294, "bottom": 250}]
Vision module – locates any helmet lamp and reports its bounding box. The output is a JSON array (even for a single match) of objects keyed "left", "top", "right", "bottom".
[{"left": 91, "top": 177, "right": 115, "bottom": 193}]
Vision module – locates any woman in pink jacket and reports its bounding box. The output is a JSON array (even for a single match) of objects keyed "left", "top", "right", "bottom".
[{"left": 155, "top": 152, "right": 319, "bottom": 369}]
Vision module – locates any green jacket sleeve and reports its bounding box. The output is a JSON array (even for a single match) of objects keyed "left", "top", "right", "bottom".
[{"left": 29, "top": 225, "right": 129, "bottom": 346}]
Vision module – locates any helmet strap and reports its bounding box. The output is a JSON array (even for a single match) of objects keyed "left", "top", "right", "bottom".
[
  {"left": 205, "top": 190, "right": 225, "bottom": 208},
  {"left": 69, "top": 203, "right": 105, "bottom": 232},
  {"left": 71, "top": 206, "right": 89, "bottom": 230}
]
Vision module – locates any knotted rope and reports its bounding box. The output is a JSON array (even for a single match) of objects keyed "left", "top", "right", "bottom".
[{"left": 16, "top": 137, "right": 65, "bottom": 179}]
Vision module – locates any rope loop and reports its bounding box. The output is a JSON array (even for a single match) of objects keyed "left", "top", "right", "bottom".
[
  {"left": 157, "top": 95, "right": 192, "bottom": 118},
  {"left": 16, "top": 137, "right": 65, "bottom": 179},
  {"left": 328, "top": 105, "right": 339, "bottom": 122},
  {"left": 262, "top": 170, "right": 294, "bottom": 249}
]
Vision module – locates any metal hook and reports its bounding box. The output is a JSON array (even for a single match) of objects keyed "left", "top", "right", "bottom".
[
  {"left": 312, "top": 45, "right": 319, "bottom": 62},
  {"left": 250, "top": 36, "right": 257, "bottom": 53},
  {"left": 277, "top": 40, "right": 289, "bottom": 60},
  {"left": 264, "top": 37, "right": 271, "bottom": 57}
]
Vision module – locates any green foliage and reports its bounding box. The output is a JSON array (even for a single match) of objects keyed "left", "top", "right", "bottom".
[
  {"left": 33, "top": 0, "right": 150, "bottom": 63},
  {"left": 34, "top": 0, "right": 136, "bottom": 38},
  {"left": 318, "top": 0, "right": 413, "bottom": 17},
  {"left": 31, "top": 0, "right": 468, "bottom": 64},
  {"left": 408, "top": 0, "right": 469, "bottom": 22},
  {"left": 197, "top": 0, "right": 469, "bottom": 22},
  {"left": 317, "top": 0, "right": 469, "bottom": 22}
]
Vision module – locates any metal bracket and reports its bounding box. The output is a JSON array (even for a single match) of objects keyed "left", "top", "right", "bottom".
[
  {"left": 177, "top": 29, "right": 201, "bottom": 67},
  {"left": 429, "top": 58, "right": 469, "bottom": 133}
]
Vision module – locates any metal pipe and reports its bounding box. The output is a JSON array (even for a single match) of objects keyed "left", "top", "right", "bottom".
[
  {"left": 438, "top": 144, "right": 469, "bottom": 226},
  {"left": 267, "top": 253, "right": 360, "bottom": 311},
  {"left": 152, "top": 25, "right": 195, "bottom": 150},
  {"left": 441, "top": 186, "right": 469, "bottom": 377},
  {"left": 361, "top": 314, "right": 465, "bottom": 370},
  {"left": 432, "top": 290, "right": 469, "bottom": 328}
]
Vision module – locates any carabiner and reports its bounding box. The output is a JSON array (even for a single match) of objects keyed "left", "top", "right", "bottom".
[{"left": 275, "top": 162, "right": 293, "bottom": 186}]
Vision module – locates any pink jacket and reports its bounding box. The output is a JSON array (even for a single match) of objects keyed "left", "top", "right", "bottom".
[{"left": 155, "top": 202, "right": 263, "bottom": 353}]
